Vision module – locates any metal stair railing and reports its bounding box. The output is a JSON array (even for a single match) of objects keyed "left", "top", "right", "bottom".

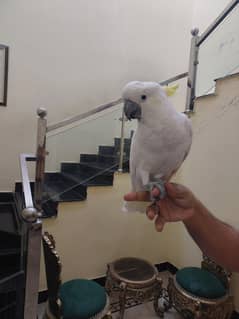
[
  {"left": 46, "top": 72, "right": 188, "bottom": 172},
  {"left": 19, "top": 110, "right": 47, "bottom": 319},
  {"left": 185, "top": 0, "right": 239, "bottom": 113},
  {"left": 47, "top": 72, "right": 188, "bottom": 133}
]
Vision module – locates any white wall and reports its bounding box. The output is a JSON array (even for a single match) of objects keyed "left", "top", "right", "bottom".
[
  {"left": 0, "top": 0, "right": 193, "bottom": 190},
  {"left": 192, "top": 0, "right": 232, "bottom": 31},
  {"left": 40, "top": 173, "right": 170, "bottom": 291},
  {"left": 193, "top": 0, "right": 239, "bottom": 96},
  {"left": 169, "top": 74, "right": 239, "bottom": 310}
]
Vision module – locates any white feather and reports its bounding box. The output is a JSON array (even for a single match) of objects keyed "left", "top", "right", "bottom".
[{"left": 122, "top": 81, "right": 192, "bottom": 213}]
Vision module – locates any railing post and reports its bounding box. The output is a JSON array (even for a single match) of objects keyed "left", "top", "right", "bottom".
[
  {"left": 23, "top": 219, "right": 42, "bottom": 319},
  {"left": 23, "top": 107, "right": 47, "bottom": 319},
  {"left": 185, "top": 28, "right": 199, "bottom": 114},
  {"left": 118, "top": 109, "right": 126, "bottom": 173},
  {"left": 35, "top": 107, "right": 47, "bottom": 211}
]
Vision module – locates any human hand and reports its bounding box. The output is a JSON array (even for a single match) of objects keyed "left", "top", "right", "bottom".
[{"left": 124, "top": 183, "right": 197, "bottom": 232}]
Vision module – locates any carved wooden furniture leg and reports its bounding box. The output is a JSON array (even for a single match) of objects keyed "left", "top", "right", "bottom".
[
  {"left": 153, "top": 277, "right": 164, "bottom": 318},
  {"left": 103, "top": 312, "right": 113, "bottom": 319},
  {"left": 119, "top": 282, "right": 127, "bottom": 319},
  {"left": 194, "top": 301, "right": 202, "bottom": 319},
  {"left": 164, "top": 277, "right": 173, "bottom": 312},
  {"left": 105, "top": 265, "right": 113, "bottom": 295}
]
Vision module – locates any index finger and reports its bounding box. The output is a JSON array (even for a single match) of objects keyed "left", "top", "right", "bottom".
[{"left": 124, "top": 191, "right": 150, "bottom": 202}]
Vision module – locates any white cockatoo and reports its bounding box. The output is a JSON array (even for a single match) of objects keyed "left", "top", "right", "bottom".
[{"left": 122, "top": 81, "right": 192, "bottom": 213}]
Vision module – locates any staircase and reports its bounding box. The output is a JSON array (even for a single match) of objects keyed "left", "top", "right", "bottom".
[
  {"left": 0, "top": 193, "right": 24, "bottom": 318},
  {"left": 0, "top": 193, "right": 22, "bottom": 279},
  {"left": 41, "top": 137, "right": 131, "bottom": 217},
  {"left": 1, "top": 136, "right": 132, "bottom": 219}
]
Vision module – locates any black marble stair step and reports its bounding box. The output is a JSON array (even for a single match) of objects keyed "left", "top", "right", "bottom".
[
  {"left": 15, "top": 181, "right": 34, "bottom": 194},
  {"left": 80, "top": 154, "right": 118, "bottom": 165},
  {"left": 61, "top": 162, "right": 115, "bottom": 175},
  {"left": 98, "top": 155, "right": 129, "bottom": 172},
  {"left": 61, "top": 172, "right": 114, "bottom": 187},
  {"left": 41, "top": 197, "right": 58, "bottom": 218},
  {"left": 0, "top": 193, "right": 21, "bottom": 266},
  {"left": 0, "top": 203, "right": 19, "bottom": 235},
  {"left": 114, "top": 137, "right": 132, "bottom": 147},
  {"left": 78, "top": 161, "right": 118, "bottom": 172},
  {"left": 98, "top": 145, "right": 116, "bottom": 156},
  {"left": 0, "top": 232, "right": 21, "bottom": 250},
  {"left": 114, "top": 138, "right": 131, "bottom": 156},
  {"left": 44, "top": 173, "right": 87, "bottom": 202},
  {"left": 80, "top": 153, "right": 129, "bottom": 166},
  {"left": 43, "top": 183, "right": 86, "bottom": 202},
  {"left": 97, "top": 154, "right": 119, "bottom": 165},
  {"left": 0, "top": 248, "right": 21, "bottom": 256},
  {"left": 0, "top": 254, "right": 21, "bottom": 278},
  {"left": 80, "top": 159, "right": 129, "bottom": 172},
  {"left": 61, "top": 162, "right": 114, "bottom": 186},
  {"left": 88, "top": 139, "right": 132, "bottom": 159},
  {"left": 0, "top": 193, "right": 14, "bottom": 203},
  {"left": 80, "top": 154, "right": 99, "bottom": 162}
]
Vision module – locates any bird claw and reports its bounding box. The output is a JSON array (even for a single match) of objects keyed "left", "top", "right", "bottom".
[{"left": 147, "top": 182, "right": 166, "bottom": 201}]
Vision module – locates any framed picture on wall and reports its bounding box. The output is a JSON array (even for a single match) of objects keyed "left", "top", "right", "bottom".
[{"left": 0, "top": 44, "right": 9, "bottom": 106}]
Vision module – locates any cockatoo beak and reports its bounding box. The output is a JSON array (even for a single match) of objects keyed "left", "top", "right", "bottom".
[{"left": 123, "top": 99, "right": 142, "bottom": 120}]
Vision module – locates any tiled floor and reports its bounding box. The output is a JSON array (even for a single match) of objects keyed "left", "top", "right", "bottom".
[
  {"left": 38, "top": 302, "right": 182, "bottom": 319},
  {"left": 111, "top": 301, "right": 182, "bottom": 319},
  {"left": 38, "top": 271, "right": 183, "bottom": 319}
]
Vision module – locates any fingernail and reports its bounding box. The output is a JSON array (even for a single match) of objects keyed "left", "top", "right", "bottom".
[
  {"left": 155, "top": 223, "right": 164, "bottom": 232},
  {"left": 147, "top": 210, "right": 155, "bottom": 220}
]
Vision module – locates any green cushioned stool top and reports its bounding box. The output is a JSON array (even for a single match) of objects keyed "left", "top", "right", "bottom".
[
  {"left": 176, "top": 267, "right": 226, "bottom": 299},
  {"left": 59, "top": 279, "right": 107, "bottom": 319}
]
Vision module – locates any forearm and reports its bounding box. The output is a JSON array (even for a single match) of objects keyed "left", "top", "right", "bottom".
[{"left": 183, "top": 200, "right": 239, "bottom": 272}]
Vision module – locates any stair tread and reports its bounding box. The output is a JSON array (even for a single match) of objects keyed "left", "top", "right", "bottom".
[
  {"left": 0, "top": 193, "right": 14, "bottom": 203},
  {"left": 0, "top": 248, "right": 21, "bottom": 256},
  {"left": 0, "top": 203, "right": 18, "bottom": 234},
  {"left": 61, "top": 172, "right": 113, "bottom": 187},
  {"left": 43, "top": 183, "right": 86, "bottom": 202},
  {"left": 79, "top": 161, "right": 118, "bottom": 171},
  {"left": 61, "top": 162, "right": 114, "bottom": 174}
]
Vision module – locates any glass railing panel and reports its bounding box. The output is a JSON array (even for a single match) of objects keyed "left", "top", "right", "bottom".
[
  {"left": 43, "top": 78, "right": 187, "bottom": 212},
  {"left": 196, "top": 4, "right": 239, "bottom": 97},
  {"left": 46, "top": 105, "right": 126, "bottom": 171},
  {"left": 166, "top": 76, "right": 188, "bottom": 113},
  {"left": 44, "top": 104, "right": 131, "bottom": 210}
]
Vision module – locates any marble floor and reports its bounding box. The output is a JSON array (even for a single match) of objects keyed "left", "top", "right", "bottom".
[
  {"left": 38, "top": 301, "right": 182, "bottom": 319},
  {"left": 38, "top": 271, "right": 183, "bottom": 319},
  {"left": 112, "top": 302, "right": 182, "bottom": 319}
]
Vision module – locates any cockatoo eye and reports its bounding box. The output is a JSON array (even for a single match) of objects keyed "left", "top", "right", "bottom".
[{"left": 141, "top": 95, "right": 147, "bottom": 101}]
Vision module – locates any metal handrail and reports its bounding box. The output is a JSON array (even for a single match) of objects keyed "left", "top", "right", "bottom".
[
  {"left": 19, "top": 109, "right": 47, "bottom": 319},
  {"left": 185, "top": 0, "right": 239, "bottom": 113},
  {"left": 159, "top": 72, "right": 188, "bottom": 86},
  {"left": 197, "top": 0, "right": 239, "bottom": 47},
  {"left": 47, "top": 98, "right": 123, "bottom": 132},
  {"left": 19, "top": 153, "right": 36, "bottom": 208},
  {"left": 47, "top": 72, "right": 188, "bottom": 133}
]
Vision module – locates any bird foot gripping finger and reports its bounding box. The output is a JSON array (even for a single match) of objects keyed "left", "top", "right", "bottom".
[{"left": 147, "top": 181, "right": 167, "bottom": 201}]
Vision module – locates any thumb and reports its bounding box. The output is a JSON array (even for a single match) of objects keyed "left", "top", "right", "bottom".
[
  {"left": 165, "top": 183, "right": 185, "bottom": 198},
  {"left": 124, "top": 191, "right": 150, "bottom": 202}
]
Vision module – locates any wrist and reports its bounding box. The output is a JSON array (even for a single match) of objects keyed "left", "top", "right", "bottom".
[{"left": 183, "top": 198, "right": 202, "bottom": 226}]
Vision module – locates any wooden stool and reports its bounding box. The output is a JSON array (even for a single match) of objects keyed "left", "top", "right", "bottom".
[{"left": 106, "top": 257, "right": 163, "bottom": 319}]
